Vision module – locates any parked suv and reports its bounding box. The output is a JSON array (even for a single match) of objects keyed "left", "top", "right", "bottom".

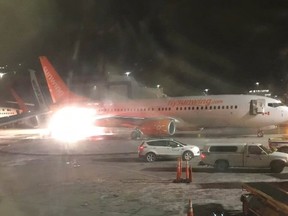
[{"left": 138, "top": 138, "right": 200, "bottom": 162}]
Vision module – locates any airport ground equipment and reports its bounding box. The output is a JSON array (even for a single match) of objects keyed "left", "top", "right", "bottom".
[
  {"left": 241, "top": 181, "right": 288, "bottom": 216},
  {"left": 268, "top": 136, "right": 288, "bottom": 153},
  {"left": 199, "top": 143, "right": 288, "bottom": 173}
]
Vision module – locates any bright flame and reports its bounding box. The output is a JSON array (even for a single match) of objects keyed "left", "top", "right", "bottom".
[{"left": 48, "top": 106, "right": 98, "bottom": 142}]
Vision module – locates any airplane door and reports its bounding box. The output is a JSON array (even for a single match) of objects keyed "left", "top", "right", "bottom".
[{"left": 250, "top": 99, "right": 265, "bottom": 115}]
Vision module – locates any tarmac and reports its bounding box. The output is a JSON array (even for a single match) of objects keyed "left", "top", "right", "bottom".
[{"left": 0, "top": 129, "right": 287, "bottom": 216}]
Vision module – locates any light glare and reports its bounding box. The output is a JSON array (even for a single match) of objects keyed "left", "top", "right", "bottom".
[{"left": 48, "top": 106, "right": 97, "bottom": 142}]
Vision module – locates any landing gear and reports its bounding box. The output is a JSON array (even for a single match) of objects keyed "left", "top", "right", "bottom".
[
  {"left": 131, "top": 128, "right": 143, "bottom": 140},
  {"left": 257, "top": 130, "right": 264, "bottom": 137}
]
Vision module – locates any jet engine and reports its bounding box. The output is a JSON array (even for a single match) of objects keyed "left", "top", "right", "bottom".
[{"left": 132, "top": 119, "right": 176, "bottom": 139}]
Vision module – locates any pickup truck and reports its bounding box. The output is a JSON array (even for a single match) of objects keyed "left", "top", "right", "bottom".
[
  {"left": 268, "top": 136, "right": 288, "bottom": 153},
  {"left": 241, "top": 181, "right": 288, "bottom": 216},
  {"left": 200, "top": 143, "right": 288, "bottom": 173}
]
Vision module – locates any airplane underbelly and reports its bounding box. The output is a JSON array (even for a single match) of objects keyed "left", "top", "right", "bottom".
[{"left": 185, "top": 111, "right": 234, "bottom": 127}]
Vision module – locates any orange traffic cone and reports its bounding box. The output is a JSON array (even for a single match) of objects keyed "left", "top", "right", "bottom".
[
  {"left": 189, "top": 166, "right": 193, "bottom": 183},
  {"left": 174, "top": 157, "right": 182, "bottom": 183},
  {"left": 187, "top": 199, "right": 194, "bottom": 216},
  {"left": 177, "top": 157, "right": 182, "bottom": 181},
  {"left": 185, "top": 161, "right": 190, "bottom": 182}
]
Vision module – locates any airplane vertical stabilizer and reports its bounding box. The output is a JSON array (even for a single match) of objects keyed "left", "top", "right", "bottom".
[
  {"left": 10, "top": 88, "right": 28, "bottom": 113},
  {"left": 39, "top": 56, "right": 85, "bottom": 104},
  {"left": 39, "top": 56, "right": 73, "bottom": 103}
]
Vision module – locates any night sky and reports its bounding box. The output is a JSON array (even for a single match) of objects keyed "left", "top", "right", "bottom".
[{"left": 1, "top": 0, "right": 288, "bottom": 103}]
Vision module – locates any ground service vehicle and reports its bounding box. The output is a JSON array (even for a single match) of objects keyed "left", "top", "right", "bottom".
[
  {"left": 138, "top": 138, "right": 200, "bottom": 162},
  {"left": 268, "top": 136, "right": 288, "bottom": 153},
  {"left": 200, "top": 143, "right": 288, "bottom": 173},
  {"left": 241, "top": 181, "right": 288, "bottom": 216}
]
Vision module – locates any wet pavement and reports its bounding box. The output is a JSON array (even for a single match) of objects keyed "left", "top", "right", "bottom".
[{"left": 0, "top": 129, "right": 287, "bottom": 215}]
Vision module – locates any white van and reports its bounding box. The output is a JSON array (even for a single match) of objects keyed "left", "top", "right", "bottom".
[{"left": 199, "top": 143, "right": 288, "bottom": 173}]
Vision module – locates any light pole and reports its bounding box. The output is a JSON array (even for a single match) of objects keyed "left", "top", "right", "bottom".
[
  {"left": 255, "top": 82, "right": 259, "bottom": 89},
  {"left": 125, "top": 71, "right": 131, "bottom": 76},
  {"left": 0, "top": 72, "right": 6, "bottom": 79}
]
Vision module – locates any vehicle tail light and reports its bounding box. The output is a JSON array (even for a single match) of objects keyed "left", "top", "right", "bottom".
[
  {"left": 138, "top": 145, "right": 146, "bottom": 151},
  {"left": 200, "top": 153, "right": 206, "bottom": 159}
]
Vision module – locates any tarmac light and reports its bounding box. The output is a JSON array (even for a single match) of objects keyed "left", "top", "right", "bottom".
[{"left": 0, "top": 72, "right": 6, "bottom": 78}]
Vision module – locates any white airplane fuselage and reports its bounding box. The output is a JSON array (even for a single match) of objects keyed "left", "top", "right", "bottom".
[
  {"left": 38, "top": 56, "right": 288, "bottom": 139},
  {"left": 92, "top": 94, "right": 288, "bottom": 131},
  {"left": 0, "top": 107, "right": 20, "bottom": 118}
]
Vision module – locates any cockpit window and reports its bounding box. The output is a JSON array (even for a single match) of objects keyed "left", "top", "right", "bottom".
[{"left": 268, "top": 102, "right": 284, "bottom": 108}]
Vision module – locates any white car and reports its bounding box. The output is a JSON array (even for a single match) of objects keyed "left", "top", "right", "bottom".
[{"left": 138, "top": 138, "right": 200, "bottom": 162}]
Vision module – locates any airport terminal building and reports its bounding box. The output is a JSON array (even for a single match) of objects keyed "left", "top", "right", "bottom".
[{"left": 70, "top": 73, "right": 166, "bottom": 101}]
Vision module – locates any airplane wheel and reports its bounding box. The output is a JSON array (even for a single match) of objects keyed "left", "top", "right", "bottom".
[
  {"left": 257, "top": 131, "right": 263, "bottom": 137},
  {"left": 131, "top": 129, "right": 141, "bottom": 140}
]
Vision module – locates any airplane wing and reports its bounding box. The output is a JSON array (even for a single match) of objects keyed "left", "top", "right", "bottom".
[{"left": 0, "top": 110, "right": 50, "bottom": 127}]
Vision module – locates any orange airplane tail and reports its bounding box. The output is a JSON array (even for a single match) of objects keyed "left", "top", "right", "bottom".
[
  {"left": 10, "top": 88, "right": 28, "bottom": 113},
  {"left": 39, "top": 56, "right": 87, "bottom": 104}
]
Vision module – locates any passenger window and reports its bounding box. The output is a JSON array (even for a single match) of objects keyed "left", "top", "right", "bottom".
[
  {"left": 169, "top": 141, "right": 178, "bottom": 148},
  {"left": 148, "top": 141, "right": 167, "bottom": 146},
  {"left": 248, "top": 146, "right": 262, "bottom": 154},
  {"left": 209, "top": 146, "right": 237, "bottom": 152}
]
